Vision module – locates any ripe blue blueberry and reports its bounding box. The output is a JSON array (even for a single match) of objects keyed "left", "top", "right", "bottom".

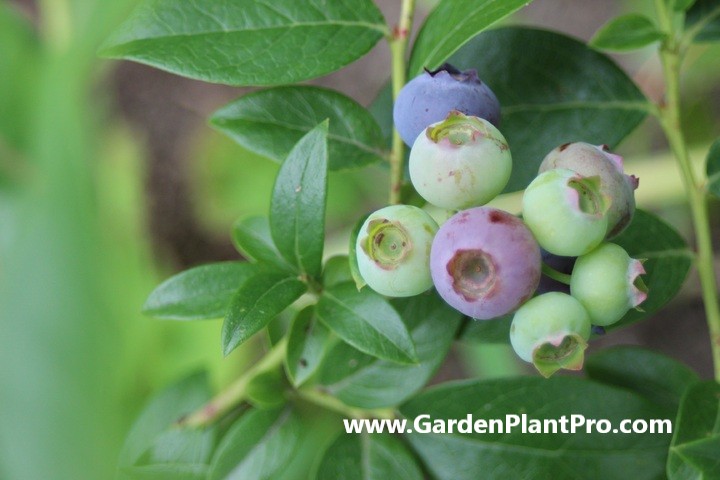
[
  {"left": 393, "top": 63, "right": 501, "bottom": 147},
  {"left": 510, "top": 292, "right": 592, "bottom": 377},
  {"left": 355, "top": 205, "right": 438, "bottom": 297},
  {"left": 430, "top": 207, "right": 541, "bottom": 319},
  {"left": 570, "top": 243, "right": 648, "bottom": 326},
  {"left": 540, "top": 142, "right": 638, "bottom": 237},
  {"left": 409, "top": 112, "right": 512, "bottom": 209},
  {"left": 522, "top": 168, "right": 609, "bottom": 256}
]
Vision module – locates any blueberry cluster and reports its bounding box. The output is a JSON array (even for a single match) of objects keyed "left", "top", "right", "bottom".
[{"left": 355, "top": 64, "right": 647, "bottom": 377}]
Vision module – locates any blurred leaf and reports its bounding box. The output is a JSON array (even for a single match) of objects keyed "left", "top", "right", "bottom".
[
  {"left": 671, "top": 0, "right": 698, "bottom": 10},
  {"left": 705, "top": 138, "right": 720, "bottom": 196},
  {"left": 686, "top": 0, "right": 720, "bottom": 42},
  {"left": 317, "top": 283, "right": 418, "bottom": 365},
  {"left": 408, "top": 0, "right": 532, "bottom": 75},
  {"left": 286, "top": 307, "right": 332, "bottom": 387},
  {"left": 449, "top": 27, "right": 648, "bottom": 192},
  {"left": 368, "top": 82, "right": 393, "bottom": 148},
  {"left": 400, "top": 377, "right": 672, "bottom": 480},
  {"left": 100, "top": 0, "right": 386, "bottom": 86},
  {"left": 208, "top": 408, "right": 301, "bottom": 480},
  {"left": 317, "top": 293, "right": 461, "bottom": 408},
  {"left": 232, "top": 215, "right": 295, "bottom": 273},
  {"left": 316, "top": 433, "right": 423, "bottom": 480},
  {"left": 348, "top": 214, "right": 368, "bottom": 290},
  {"left": 590, "top": 14, "right": 665, "bottom": 52},
  {"left": 245, "top": 368, "right": 287, "bottom": 409},
  {"left": 118, "top": 372, "right": 212, "bottom": 468},
  {"left": 0, "top": 4, "right": 39, "bottom": 152},
  {"left": 586, "top": 346, "right": 699, "bottom": 412},
  {"left": 212, "top": 86, "right": 386, "bottom": 171},
  {"left": 270, "top": 121, "right": 328, "bottom": 279},
  {"left": 321, "top": 255, "right": 354, "bottom": 289},
  {"left": 119, "top": 464, "right": 208, "bottom": 480},
  {"left": 610, "top": 209, "right": 693, "bottom": 330},
  {"left": 143, "top": 262, "right": 258, "bottom": 320},
  {"left": 667, "top": 381, "right": 720, "bottom": 479},
  {"left": 222, "top": 272, "right": 306, "bottom": 356},
  {"left": 458, "top": 315, "right": 512, "bottom": 343}
]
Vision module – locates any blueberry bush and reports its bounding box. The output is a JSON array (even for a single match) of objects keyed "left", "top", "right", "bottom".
[{"left": 101, "top": 0, "right": 720, "bottom": 478}]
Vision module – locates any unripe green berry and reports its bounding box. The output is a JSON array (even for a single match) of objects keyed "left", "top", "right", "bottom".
[
  {"left": 355, "top": 205, "right": 438, "bottom": 297},
  {"left": 570, "top": 243, "right": 648, "bottom": 326},
  {"left": 510, "top": 292, "right": 592, "bottom": 378},
  {"left": 540, "top": 142, "right": 637, "bottom": 238},
  {"left": 409, "top": 112, "right": 511, "bottom": 210},
  {"left": 522, "top": 168, "right": 609, "bottom": 256}
]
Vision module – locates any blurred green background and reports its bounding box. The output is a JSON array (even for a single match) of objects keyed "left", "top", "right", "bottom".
[{"left": 1, "top": 0, "right": 719, "bottom": 478}]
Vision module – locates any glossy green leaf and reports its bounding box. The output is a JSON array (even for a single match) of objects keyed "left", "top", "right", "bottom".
[
  {"left": 316, "top": 283, "right": 418, "bottom": 365},
  {"left": 270, "top": 121, "right": 328, "bottom": 279},
  {"left": 285, "top": 307, "right": 332, "bottom": 387},
  {"left": 222, "top": 272, "right": 306, "bottom": 356},
  {"left": 590, "top": 14, "right": 665, "bottom": 52},
  {"left": 408, "top": 0, "right": 532, "bottom": 75},
  {"left": 118, "top": 372, "right": 212, "bottom": 468},
  {"left": 316, "top": 433, "right": 423, "bottom": 480},
  {"left": 705, "top": 138, "right": 720, "bottom": 196},
  {"left": 232, "top": 215, "right": 295, "bottom": 273},
  {"left": 586, "top": 346, "right": 699, "bottom": 412},
  {"left": 400, "top": 377, "right": 672, "bottom": 480},
  {"left": 686, "top": 0, "right": 720, "bottom": 42},
  {"left": 100, "top": 0, "right": 387, "bottom": 86},
  {"left": 316, "top": 293, "right": 461, "bottom": 408},
  {"left": 212, "top": 87, "right": 387, "bottom": 171},
  {"left": 448, "top": 27, "right": 648, "bottom": 192},
  {"left": 208, "top": 408, "right": 301, "bottom": 480},
  {"left": 610, "top": 209, "right": 693, "bottom": 330},
  {"left": 667, "top": 381, "right": 720, "bottom": 479},
  {"left": 143, "top": 262, "right": 258, "bottom": 320}
]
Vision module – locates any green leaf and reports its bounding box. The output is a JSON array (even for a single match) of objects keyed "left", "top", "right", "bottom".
[
  {"left": 348, "top": 214, "right": 368, "bottom": 290},
  {"left": 143, "top": 262, "right": 258, "bottom": 320},
  {"left": 321, "top": 255, "right": 354, "bottom": 289},
  {"left": 100, "top": 0, "right": 387, "bottom": 86},
  {"left": 270, "top": 121, "right": 328, "bottom": 280},
  {"left": 671, "top": 0, "right": 698, "bottom": 11},
  {"left": 208, "top": 408, "right": 301, "bottom": 480},
  {"left": 610, "top": 209, "right": 693, "bottom": 330},
  {"left": 285, "top": 307, "right": 332, "bottom": 387},
  {"left": 408, "top": 0, "right": 532, "bottom": 75},
  {"left": 316, "top": 283, "right": 418, "bottom": 365},
  {"left": 667, "top": 381, "right": 720, "bottom": 479},
  {"left": 458, "top": 315, "right": 512, "bottom": 343},
  {"left": 316, "top": 433, "right": 423, "bottom": 480},
  {"left": 686, "top": 0, "right": 720, "bottom": 42},
  {"left": 222, "top": 272, "right": 306, "bottom": 356},
  {"left": 212, "top": 86, "right": 387, "bottom": 171},
  {"left": 586, "top": 346, "right": 699, "bottom": 412},
  {"left": 232, "top": 215, "right": 295, "bottom": 273},
  {"left": 400, "top": 377, "right": 672, "bottom": 480},
  {"left": 448, "top": 27, "right": 648, "bottom": 192},
  {"left": 316, "top": 293, "right": 461, "bottom": 408},
  {"left": 590, "top": 14, "right": 665, "bottom": 52},
  {"left": 118, "top": 372, "right": 212, "bottom": 468},
  {"left": 705, "top": 138, "right": 720, "bottom": 196},
  {"left": 245, "top": 368, "right": 287, "bottom": 409},
  {"left": 119, "top": 464, "right": 208, "bottom": 480}
]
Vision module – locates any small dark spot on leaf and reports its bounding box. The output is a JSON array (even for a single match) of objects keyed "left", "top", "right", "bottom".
[{"left": 299, "top": 358, "right": 308, "bottom": 367}]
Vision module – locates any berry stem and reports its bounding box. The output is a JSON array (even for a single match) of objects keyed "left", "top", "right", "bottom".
[
  {"left": 388, "top": 0, "right": 417, "bottom": 204},
  {"left": 654, "top": 0, "right": 720, "bottom": 381},
  {"left": 541, "top": 263, "right": 572, "bottom": 286},
  {"left": 177, "top": 336, "right": 288, "bottom": 428},
  {"left": 294, "top": 387, "right": 395, "bottom": 420}
]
